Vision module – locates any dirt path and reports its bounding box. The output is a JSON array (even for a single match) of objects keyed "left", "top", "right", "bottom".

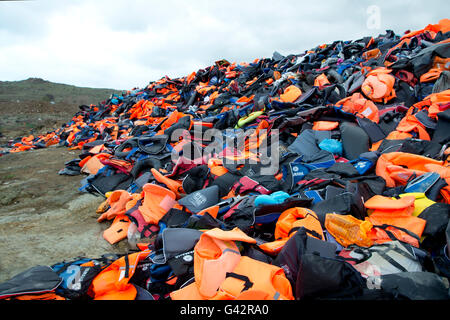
[{"left": 0, "top": 146, "right": 128, "bottom": 283}]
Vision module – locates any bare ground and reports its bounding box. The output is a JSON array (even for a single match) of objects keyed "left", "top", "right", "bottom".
[
  {"left": 0, "top": 100, "right": 80, "bottom": 146},
  {"left": 0, "top": 146, "right": 129, "bottom": 283}
]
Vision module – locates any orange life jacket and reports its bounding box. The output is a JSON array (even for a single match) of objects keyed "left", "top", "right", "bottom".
[
  {"left": 196, "top": 205, "right": 220, "bottom": 219},
  {"left": 312, "top": 121, "right": 339, "bottom": 131},
  {"left": 325, "top": 213, "right": 374, "bottom": 247},
  {"left": 91, "top": 250, "right": 151, "bottom": 300},
  {"left": 7, "top": 293, "right": 66, "bottom": 300},
  {"left": 97, "top": 190, "right": 133, "bottom": 222},
  {"left": 364, "top": 195, "right": 427, "bottom": 247},
  {"left": 394, "top": 105, "right": 431, "bottom": 140},
  {"left": 259, "top": 207, "right": 323, "bottom": 254},
  {"left": 336, "top": 92, "right": 380, "bottom": 123},
  {"left": 375, "top": 152, "right": 445, "bottom": 187},
  {"left": 420, "top": 68, "right": 444, "bottom": 83},
  {"left": 96, "top": 198, "right": 110, "bottom": 214},
  {"left": 138, "top": 183, "right": 177, "bottom": 224},
  {"left": 314, "top": 73, "right": 330, "bottom": 87},
  {"left": 79, "top": 153, "right": 111, "bottom": 174},
  {"left": 361, "top": 67, "right": 396, "bottom": 103},
  {"left": 424, "top": 89, "right": 450, "bottom": 120},
  {"left": 102, "top": 214, "right": 131, "bottom": 245},
  {"left": 280, "top": 85, "right": 302, "bottom": 103},
  {"left": 370, "top": 131, "right": 413, "bottom": 151},
  {"left": 193, "top": 227, "right": 256, "bottom": 298},
  {"left": 362, "top": 48, "right": 381, "bottom": 61},
  {"left": 171, "top": 256, "right": 293, "bottom": 301},
  {"left": 401, "top": 18, "right": 450, "bottom": 40},
  {"left": 212, "top": 256, "right": 294, "bottom": 300},
  {"left": 157, "top": 110, "right": 192, "bottom": 135},
  {"left": 151, "top": 168, "right": 184, "bottom": 198}
]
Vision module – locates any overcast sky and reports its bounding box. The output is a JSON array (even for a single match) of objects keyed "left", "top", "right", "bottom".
[{"left": 0, "top": 0, "right": 449, "bottom": 90}]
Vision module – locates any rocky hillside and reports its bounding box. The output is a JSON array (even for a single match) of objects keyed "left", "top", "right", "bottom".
[{"left": 0, "top": 78, "right": 123, "bottom": 145}]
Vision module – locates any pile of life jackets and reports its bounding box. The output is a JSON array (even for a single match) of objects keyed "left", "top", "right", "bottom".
[{"left": 1, "top": 19, "right": 450, "bottom": 301}]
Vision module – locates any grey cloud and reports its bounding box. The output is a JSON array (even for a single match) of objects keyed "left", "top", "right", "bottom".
[
  {"left": 1, "top": 0, "right": 449, "bottom": 89},
  {"left": 0, "top": 0, "right": 67, "bottom": 39}
]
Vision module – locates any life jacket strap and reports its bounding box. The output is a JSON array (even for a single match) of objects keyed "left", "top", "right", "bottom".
[
  {"left": 288, "top": 223, "right": 323, "bottom": 240},
  {"left": 376, "top": 251, "right": 409, "bottom": 272},
  {"left": 372, "top": 224, "right": 421, "bottom": 241},
  {"left": 225, "top": 272, "right": 254, "bottom": 292},
  {"left": 124, "top": 254, "right": 130, "bottom": 279}
]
